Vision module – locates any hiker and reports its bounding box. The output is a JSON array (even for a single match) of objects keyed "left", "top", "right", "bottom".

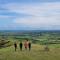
[
  {"left": 28, "top": 41, "right": 31, "bottom": 51},
  {"left": 24, "top": 40, "right": 28, "bottom": 50},
  {"left": 14, "top": 42, "right": 17, "bottom": 51},
  {"left": 19, "top": 42, "right": 23, "bottom": 51}
]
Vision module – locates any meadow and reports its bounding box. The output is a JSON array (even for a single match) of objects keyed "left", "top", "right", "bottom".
[
  {"left": 0, "top": 44, "right": 60, "bottom": 60},
  {"left": 0, "top": 30, "right": 60, "bottom": 60}
]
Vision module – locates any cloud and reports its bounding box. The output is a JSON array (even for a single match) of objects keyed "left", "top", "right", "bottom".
[
  {"left": 2, "top": 2, "right": 60, "bottom": 14},
  {"left": 0, "top": 2, "right": 60, "bottom": 30},
  {"left": 0, "top": 15, "right": 16, "bottom": 18},
  {"left": 14, "top": 16, "right": 60, "bottom": 27}
]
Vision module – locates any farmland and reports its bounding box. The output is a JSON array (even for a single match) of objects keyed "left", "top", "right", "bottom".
[{"left": 0, "top": 30, "right": 60, "bottom": 60}]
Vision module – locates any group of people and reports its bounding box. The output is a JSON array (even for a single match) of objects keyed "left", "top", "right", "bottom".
[{"left": 14, "top": 39, "right": 31, "bottom": 51}]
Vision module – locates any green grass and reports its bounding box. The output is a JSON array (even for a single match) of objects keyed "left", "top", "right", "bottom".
[{"left": 0, "top": 44, "right": 60, "bottom": 60}]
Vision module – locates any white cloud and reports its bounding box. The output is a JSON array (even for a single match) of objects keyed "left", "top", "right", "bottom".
[
  {"left": 1, "top": 2, "right": 60, "bottom": 30},
  {"left": 14, "top": 16, "right": 60, "bottom": 26},
  {"left": 2, "top": 2, "right": 60, "bottom": 15},
  {"left": 0, "top": 15, "right": 13, "bottom": 19},
  {"left": 0, "top": 15, "right": 16, "bottom": 21}
]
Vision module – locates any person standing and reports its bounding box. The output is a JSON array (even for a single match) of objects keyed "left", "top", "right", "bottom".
[
  {"left": 24, "top": 40, "right": 28, "bottom": 50},
  {"left": 14, "top": 42, "right": 17, "bottom": 51},
  {"left": 28, "top": 41, "right": 31, "bottom": 51},
  {"left": 19, "top": 42, "right": 23, "bottom": 51}
]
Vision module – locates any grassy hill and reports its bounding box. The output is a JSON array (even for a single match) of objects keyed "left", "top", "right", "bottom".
[{"left": 0, "top": 44, "right": 60, "bottom": 60}]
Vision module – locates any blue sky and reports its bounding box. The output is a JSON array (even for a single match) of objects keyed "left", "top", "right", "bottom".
[{"left": 0, "top": 0, "right": 60, "bottom": 30}]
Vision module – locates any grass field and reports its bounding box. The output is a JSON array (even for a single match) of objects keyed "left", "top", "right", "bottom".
[{"left": 0, "top": 44, "right": 60, "bottom": 60}]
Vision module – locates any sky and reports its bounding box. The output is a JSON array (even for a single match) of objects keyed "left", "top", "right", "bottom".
[{"left": 0, "top": 0, "right": 60, "bottom": 30}]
